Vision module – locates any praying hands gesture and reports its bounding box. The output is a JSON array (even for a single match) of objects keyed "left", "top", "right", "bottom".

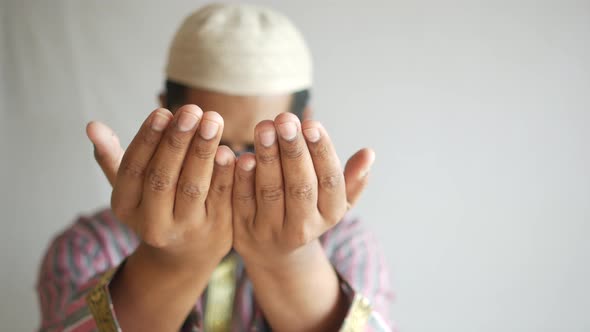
[{"left": 87, "top": 104, "right": 375, "bottom": 332}]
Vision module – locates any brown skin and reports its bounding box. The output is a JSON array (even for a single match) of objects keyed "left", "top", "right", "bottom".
[{"left": 87, "top": 88, "right": 375, "bottom": 332}]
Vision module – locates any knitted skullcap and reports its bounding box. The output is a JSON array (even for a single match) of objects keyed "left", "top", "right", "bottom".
[{"left": 166, "top": 3, "right": 313, "bottom": 95}]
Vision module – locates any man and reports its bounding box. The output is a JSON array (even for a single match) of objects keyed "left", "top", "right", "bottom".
[{"left": 37, "top": 4, "right": 394, "bottom": 331}]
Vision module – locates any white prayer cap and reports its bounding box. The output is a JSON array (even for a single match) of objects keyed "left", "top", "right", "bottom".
[{"left": 165, "top": 3, "right": 313, "bottom": 95}]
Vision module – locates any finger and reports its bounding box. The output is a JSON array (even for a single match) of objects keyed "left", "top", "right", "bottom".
[
  {"left": 204, "top": 146, "right": 236, "bottom": 225},
  {"left": 142, "top": 105, "right": 203, "bottom": 221},
  {"left": 343, "top": 148, "right": 375, "bottom": 208},
  {"left": 232, "top": 153, "right": 257, "bottom": 229},
  {"left": 254, "top": 120, "right": 285, "bottom": 232},
  {"left": 174, "top": 111, "right": 224, "bottom": 220},
  {"left": 274, "top": 112, "right": 318, "bottom": 224},
  {"left": 302, "top": 120, "right": 347, "bottom": 223},
  {"left": 86, "top": 121, "right": 124, "bottom": 186},
  {"left": 111, "top": 108, "right": 173, "bottom": 217}
]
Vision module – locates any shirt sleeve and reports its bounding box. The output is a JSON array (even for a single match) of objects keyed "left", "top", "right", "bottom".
[
  {"left": 83, "top": 261, "right": 204, "bottom": 332},
  {"left": 321, "top": 215, "right": 397, "bottom": 332},
  {"left": 35, "top": 210, "right": 139, "bottom": 331}
]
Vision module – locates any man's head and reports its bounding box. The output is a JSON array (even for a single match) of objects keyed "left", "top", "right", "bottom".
[{"left": 160, "top": 4, "right": 312, "bottom": 153}]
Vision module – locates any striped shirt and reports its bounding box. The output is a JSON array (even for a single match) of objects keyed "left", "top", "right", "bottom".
[{"left": 36, "top": 208, "right": 395, "bottom": 331}]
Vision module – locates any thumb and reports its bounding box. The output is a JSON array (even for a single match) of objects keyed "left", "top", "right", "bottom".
[
  {"left": 86, "top": 121, "right": 124, "bottom": 187},
  {"left": 344, "top": 148, "right": 375, "bottom": 209}
]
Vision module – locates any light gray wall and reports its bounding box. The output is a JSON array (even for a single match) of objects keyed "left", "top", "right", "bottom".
[{"left": 1, "top": 0, "right": 589, "bottom": 331}]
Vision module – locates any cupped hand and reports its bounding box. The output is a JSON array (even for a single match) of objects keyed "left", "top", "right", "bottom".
[
  {"left": 231, "top": 112, "right": 375, "bottom": 271},
  {"left": 88, "top": 105, "right": 236, "bottom": 268}
]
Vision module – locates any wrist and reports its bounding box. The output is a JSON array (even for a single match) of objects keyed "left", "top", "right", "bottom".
[
  {"left": 133, "top": 241, "right": 222, "bottom": 279},
  {"left": 243, "top": 240, "right": 327, "bottom": 278},
  {"left": 242, "top": 240, "right": 348, "bottom": 332},
  {"left": 109, "top": 241, "right": 221, "bottom": 332}
]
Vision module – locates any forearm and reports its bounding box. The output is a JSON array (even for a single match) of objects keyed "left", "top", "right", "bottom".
[
  {"left": 244, "top": 240, "right": 349, "bottom": 332},
  {"left": 109, "top": 242, "right": 219, "bottom": 332}
]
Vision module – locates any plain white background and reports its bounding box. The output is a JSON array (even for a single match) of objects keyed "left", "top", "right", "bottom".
[{"left": 1, "top": 0, "right": 589, "bottom": 331}]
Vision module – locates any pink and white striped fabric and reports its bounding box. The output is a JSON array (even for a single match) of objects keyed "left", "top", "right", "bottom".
[{"left": 36, "top": 208, "right": 395, "bottom": 331}]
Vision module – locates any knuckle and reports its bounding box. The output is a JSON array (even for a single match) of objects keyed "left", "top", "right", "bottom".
[
  {"left": 319, "top": 172, "right": 342, "bottom": 192},
  {"left": 147, "top": 167, "right": 175, "bottom": 192},
  {"left": 192, "top": 140, "right": 216, "bottom": 160},
  {"left": 212, "top": 182, "right": 232, "bottom": 195},
  {"left": 234, "top": 191, "right": 255, "bottom": 203},
  {"left": 140, "top": 129, "right": 160, "bottom": 146},
  {"left": 287, "top": 182, "right": 315, "bottom": 201},
  {"left": 142, "top": 228, "right": 169, "bottom": 248},
  {"left": 311, "top": 143, "right": 330, "bottom": 161},
  {"left": 179, "top": 181, "right": 209, "bottom": 200},
  {"left": 120, "top": 161, "right": 145, "bottom": 178},
  {"left": 281, "top": 143, "right": 305, "bottom": 160},
  {"left": 166, "top": 134, "right": 186, "bottom": 151},
  {"left": 287, "top": 225, "right": 312, "bottom": 248},
  {"left": 236, "top": 171, "right": 254, "bottom": 182},
  {"left": 259, "top": 184, "right": 284, "bottom": 202},
  {"left": 322, "top": 209, "right": 344, "bottom": 226},
  {"left": 258, "top": 151, "right": 279, "bottom": 164}
]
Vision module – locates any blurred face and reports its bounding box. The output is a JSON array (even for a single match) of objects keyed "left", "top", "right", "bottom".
[{"left": 163, "top": 88, "right": 293, "bottom": 154}]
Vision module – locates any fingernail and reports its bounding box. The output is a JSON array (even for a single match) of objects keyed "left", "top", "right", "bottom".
[
  {"left": 239, "top": 158, "right": 256, "bottom": 171},
  {"left": 199, "top": 120, "right": 219, "bottom": 140},
  {"left": 303, "top": 128, "right": 321, "bottom": 143},
  {"left": 259, "top": 129, "right": 276, "bottom": 148},
  {"left": 278, "top": 122, "right": 297, "bottom": 141},
  {"left": 215, "top": 150, "right": 232, "bottom": 166},
  {"left": 360, "top": 151, "right": 376, "bottom": 178},
  {"left": 177, "top": 111, "right": 199, "bottom": 132},
  {"left": 151, "top": 113, "right": 170, "bottom": 131}
]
